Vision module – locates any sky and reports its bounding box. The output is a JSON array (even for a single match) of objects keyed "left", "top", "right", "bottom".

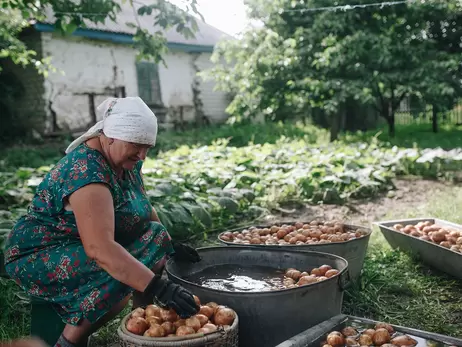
[{"left": 168, "top": 0, "right": 252, "bottom": 37}]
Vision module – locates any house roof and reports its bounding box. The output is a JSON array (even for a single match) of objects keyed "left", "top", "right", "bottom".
[{"left": 39, "top": 0, "right": 233, "bottom": 49}]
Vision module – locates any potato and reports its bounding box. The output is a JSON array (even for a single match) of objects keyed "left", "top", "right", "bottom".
[
  {"left": 161, "top": 321, "right": 175, "bottom": 335},
  {"left": 363, "top": 329, "right": 376, "bottom": 337},
  {"left": 298, "top": 276, "right": 318, "bottom": 286},
  {"left": 391, "top": 335, "right": 418, "bottom": 346},
  {"left": 375, "top": 323, "right": 394, "bottom": 334},
  {"left": 131, "top": 308, "right": 145, "bottom": 318},
  {"left": 341, "top": 326, "right": 358, "bottom": 337},
  {"left": 373, "top": 328, "right": 391, "bottom": 345},
  {"left": 144, "top": 324, "right": 166, "bottom": 337},
  {"left": 126, "top": 317, "right": 149, "bottom": 336},
  {"left": 431, "top": 231, "right": 446, "bottom": 243},
  {"left": 185, "top": 316, "right": 201, "bottom": 331},
  {"left": 213, "top": 307, "right": 236, "bottom": 326},
  {"left": 325, "top": 269, "right": 339, "bottom": 278},
  {"left": 326, "top": 332, "right": 345, "bottom": 346},
  {"left": 345, "top": 337, "right": 358, "bottom": 346},
  {"left": 358, "top": 334, "right": 373, "bottom": 345},
  {"left": 176, "top": 326, "right": 195, "bottom": 336},
  {"left": 145, "top": 305, "right": 162, "bottom": 318},
  {"left": 319, "top": 265, "right": 332, "bottom": 276}
]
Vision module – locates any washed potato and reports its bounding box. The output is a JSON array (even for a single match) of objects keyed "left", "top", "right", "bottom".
[
  {"left": 321, "top": 321, "right": 418, "bottom": 347},
  {"left": 392, "top": 221, "right": 462, "bottom": 253},
  {"left": 220, "top": 221, "right": 368, "bottom": 246},
  {"left": 125, "top": 295, "right": 236, "bottom": 340}
]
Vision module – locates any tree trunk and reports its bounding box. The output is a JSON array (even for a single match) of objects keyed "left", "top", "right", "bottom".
[
  {"left": 330, "top": 110, "right": 344, "bottom": 142},
  {"left": 432, "top": 105, "right": 438, "bottom": 133},
  {"left": 386, "top": 102, "right": 396, "bottom": 137}
]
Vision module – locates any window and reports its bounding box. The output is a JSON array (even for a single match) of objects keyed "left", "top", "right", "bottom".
[{"left": 136, "top": 62, "right": 163, "bottom": 106}]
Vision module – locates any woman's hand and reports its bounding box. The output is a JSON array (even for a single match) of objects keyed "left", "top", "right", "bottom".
[
  {"left": 144, "top": 275, "right": 199, "bottom": 318},
  {"left": 69, "top": 183, "right": 155, "bottom": 292},
  {"left": 172, "top": 241, "right": 201, "bottom": 263}
]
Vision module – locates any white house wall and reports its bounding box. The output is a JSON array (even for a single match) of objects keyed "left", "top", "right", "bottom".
[
  {"left": 42, "top": 33, "right": 139, "bottom": 131},
  {"left": 41, "top": 33, "right": 229, "bottom": 132},
  {"left": 194, "top": 53, "right": 229, "bottom": 124}
]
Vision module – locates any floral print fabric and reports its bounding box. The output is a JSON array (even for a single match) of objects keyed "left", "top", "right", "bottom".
[{"left": 4, "top": 143, "right": 173, "bottom": 325}]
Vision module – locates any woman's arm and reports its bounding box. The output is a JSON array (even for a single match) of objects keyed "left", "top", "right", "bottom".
[
  {"left": 150, "top": 206, "right": 161, "bottom": 223},
  {"left": 69, "top": 183, "right": 154, "bottom": 292}
]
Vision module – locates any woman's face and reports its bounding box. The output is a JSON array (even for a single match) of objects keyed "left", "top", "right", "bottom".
[{"left": 110, "top": 139, "right": 152, "bottom": 170}]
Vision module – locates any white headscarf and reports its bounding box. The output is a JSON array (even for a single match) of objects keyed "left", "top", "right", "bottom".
[{"left": 65, "top": 96, "right": 158, "bottom": 154}]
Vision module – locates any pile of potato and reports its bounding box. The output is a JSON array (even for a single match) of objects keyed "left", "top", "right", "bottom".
[
  {"left": 219, "top": 221, "right": 369, "bottom": 246},
  {"left": 392, "top": 221, "right": 462, "bottom": 253},
  {"left": 320, "top": 322, "right": 419, "bottom": 347},
  {"left": 125, "top": 295, "right": 236, "bottom": 338},
  {"left": 283, "top": 265, "right": 340, "bottom": 289}
]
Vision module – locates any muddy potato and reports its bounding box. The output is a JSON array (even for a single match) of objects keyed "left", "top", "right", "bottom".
[
  {"left": 358, "top": 334, "right": 373, "bottom": 345},
  {"left": 326, "top": 332, "right": 345, "bottom": 346},
  {"left": 126, "top": 317, "right": 149, "bottom": 335},
  {"left": 431, "top": 231, "right": 447, "bottom": 243},
  {"left": 214, "top": 307, "right": 236, "bottom": 326},
  {"left": 160, "top": 309, "right": 178, "bottom": 322},
  {"left": 146, "top": 316, "right": 162, "bottom": 326},
  {"left": 373, "top": 328, "right": 391, "bottom": 345},
  {"left": 317, "top": 276, "right": 328, "bottom": 282},
  {"left": 363, "top": 329, "right": 376, "bottom": 337},
  {"left": 161, "top": 321, "right": 176, "bottom": 335},
  {"left": 144, "top": 324, "right": 166, "bottom": 337},
  {"left": 131, "top": 307, "right": 145, "bottom": 318},
  {"left": 345, "top": 337, "right": 358, "bottom": 346},
  {"left": 203, "top": 323, "right": 218, "bottom": 332},
  {"left": 176, "top": 326, "right": 196, "bottom": 336},
  {"left": 341, "top": 326, "right": 358, "bottom": 337},
  {"left": 375, "top": 323, "right": 394, "bottom": 334},
  {"left": 173, "top": 319, "right": 186, "bottom": 329},
  {"left": 391, "top": 335, "right": 418, "bottom": 346}
]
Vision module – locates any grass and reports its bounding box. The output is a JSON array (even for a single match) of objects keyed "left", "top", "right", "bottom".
[
  {"left": 344, "top": 186, "right": 462, "bottom": 338},
  {"left": 341, "top": 123, "right": 462, "bottom": 150}
]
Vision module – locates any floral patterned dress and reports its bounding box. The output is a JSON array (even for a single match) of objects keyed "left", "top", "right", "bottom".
[{"left": 4, "top": 143, "right": 174, "bottom": 325}]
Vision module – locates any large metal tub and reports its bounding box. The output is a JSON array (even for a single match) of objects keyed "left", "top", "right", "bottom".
[
  {"left": 217, "top": 222, "right": 371, "bottom": 281},
  {"left": 375, "top": 218, "right": 462, "bottom": 280},
  {"left": 165, "top": 246, "right": 350, "bottom": 347},
  {"left": 275, "top": 314, "right": 462, "bottom": 346}
]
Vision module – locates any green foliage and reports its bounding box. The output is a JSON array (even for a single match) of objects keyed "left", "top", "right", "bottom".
[
  {"left": 0, "top": 0, "right": 203, "bottom": 72},
  {"left": 1, "top": 137, "right": 461, "bottom": 241},
  {"left": 205, "top": 0, "right": 462, "bottom": 135}
]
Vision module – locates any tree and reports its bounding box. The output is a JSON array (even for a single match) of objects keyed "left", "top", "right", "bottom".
[
  {"left": 0, "top": 0, "right": 203, "bottom": 73},
  {"left": 205, "top": 0, "right": 462, "bottom": 138}
]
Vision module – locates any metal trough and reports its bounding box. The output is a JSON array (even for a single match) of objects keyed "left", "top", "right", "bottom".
[
  {"left": 165, "top": 246, "right": 349, "bottom": 347},
  {"left": 374, "top": 217, "right": 462, "bottom": 280},
  {"left": 217, "top": 221, "right": 371, "bottom": 281},
  {"left": 275, "top": 314, "right": 462, "bottom": 347}
]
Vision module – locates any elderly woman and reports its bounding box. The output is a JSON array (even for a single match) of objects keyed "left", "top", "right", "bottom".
[{"left": 4, "top": 97, "right": 200, "bottom": 347}]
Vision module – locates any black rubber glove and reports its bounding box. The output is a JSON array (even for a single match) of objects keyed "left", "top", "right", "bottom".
[
  {"left": 172, "top": 241, "right": 201, "bottom": 263},
  {"left": 144, "top": 275, "right": 199, "bottom": 318}
]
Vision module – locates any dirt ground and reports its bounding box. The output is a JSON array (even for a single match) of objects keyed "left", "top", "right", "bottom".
[{"left": 263, "top": 178, "right": 454, "bottom": 226}]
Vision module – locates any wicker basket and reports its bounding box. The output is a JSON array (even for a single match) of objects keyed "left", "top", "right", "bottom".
[{"left": 117, "top": 310, "right": 239, "bottom": 347}]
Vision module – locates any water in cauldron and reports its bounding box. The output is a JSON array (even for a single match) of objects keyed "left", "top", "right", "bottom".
[{"left": 184, "top": 264, "right": 286, "bottom": 292}]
